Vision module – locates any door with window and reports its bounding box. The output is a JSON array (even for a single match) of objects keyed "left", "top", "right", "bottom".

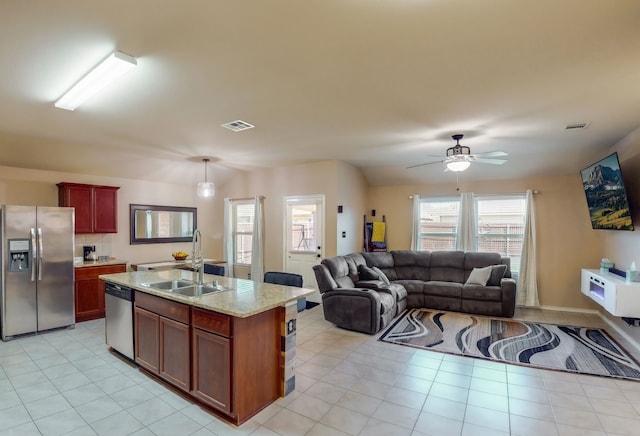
[{"left": 284, "top": 196, "right": 324, "bottom": 302}]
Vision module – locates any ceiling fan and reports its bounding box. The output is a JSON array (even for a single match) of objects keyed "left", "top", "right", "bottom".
[{"left": 408, "top": 134, "right": 508, "bottom": 172}]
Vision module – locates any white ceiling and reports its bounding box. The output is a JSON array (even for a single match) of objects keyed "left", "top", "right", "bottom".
[{"left": 1, "top": 0, "right": 640, "bottom": 188}]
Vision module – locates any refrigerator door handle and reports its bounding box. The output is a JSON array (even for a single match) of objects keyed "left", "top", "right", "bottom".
[
  {"left": 37, "top": 227, "right": 43, "bottom": 281},
  {"left": 30, "top": 227, "right": 37, "bottom": 282}
]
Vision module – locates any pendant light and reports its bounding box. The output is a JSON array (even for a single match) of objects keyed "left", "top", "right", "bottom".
[{"left": 197, "top": 158, "right": 215, "bottom": 198}]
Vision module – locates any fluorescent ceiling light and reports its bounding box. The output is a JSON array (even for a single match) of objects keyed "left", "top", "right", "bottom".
[
  {"left": 55, "top": 51, "right": 137, "bottom": 111},
  {"left": 446, "top": 161, "right": 471, "bottom": 172}
]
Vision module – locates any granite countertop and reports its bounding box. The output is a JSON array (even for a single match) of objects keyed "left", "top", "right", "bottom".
[
  {"left": 75, "top": 258, "right": 128, "bottom": 268},
  {"left": 98, "top": 269, "right": 315, "bottom": 318},
  {"left": 131, "top": 258, "right": 223, "bottom": 271}
]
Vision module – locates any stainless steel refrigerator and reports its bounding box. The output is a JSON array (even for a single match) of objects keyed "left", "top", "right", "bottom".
[{"left": 1, "top": 205, "right": 75, "bottom": 340}]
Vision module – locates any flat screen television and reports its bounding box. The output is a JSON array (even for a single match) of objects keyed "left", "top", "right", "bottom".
[{"left": 580, "top": 152, "right": 634, "bottom": 231}]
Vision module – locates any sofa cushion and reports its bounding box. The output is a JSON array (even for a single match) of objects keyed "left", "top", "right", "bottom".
[
  {"left": 462, "top": 284, "right": 503, "bottom": 302},
  {"left": 362, "top": 252, "right": 398, "bottom": 281},
  {"left": 380, "top": 282, "right": 408, "bottom": 301},
  {"left": 487, "top": 264, "right": 508, "bottom": 286},
  {"left": 321, "top": 257, "right": 357, "bottom": 288},
  {"left": 465, "top": 266, "right": 492, "bottom": 285},
  {"left": 393, "top": 280, "right": 425, "bottom": 296},
  {"left": 391, "top": 250, "right": 431, "bottom": 281},
  {"left": 430, "top": 251, "right": 466, "bottom": 283},
  {"left": 358, "top": 264, "right": 380, "bottom": 281},
  {"left": 371, "top": 266, "right": 391, "bottom": 285},
  {"left": 424, "top": 281, "right": 463, "bottom": 298},
  {"left": 464, "top": 252, "right": 502, "bottom": 279}
]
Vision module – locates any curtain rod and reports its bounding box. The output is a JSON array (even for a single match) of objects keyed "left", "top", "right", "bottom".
[
  {"left": 408, "top": 190, "right": 540, "bottom": 199},
  {"left": 225, "top": 196, "right": 266, "bottom": 201}
]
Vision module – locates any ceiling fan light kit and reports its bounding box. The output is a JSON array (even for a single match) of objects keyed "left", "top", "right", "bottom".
[
  {"left": 408, "top": 133, "right": 508, "bottom": 173},
  {"left": 446, "top": 160, "right": 471, "bottom": 172}
]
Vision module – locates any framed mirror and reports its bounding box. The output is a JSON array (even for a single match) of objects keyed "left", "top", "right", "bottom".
[{"left": 130, "top": 204, "right": 197, "bottom": 244}]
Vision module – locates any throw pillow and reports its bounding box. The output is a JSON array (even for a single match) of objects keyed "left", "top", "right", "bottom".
[
  {"left": 371, "top": 266, "right": 391, "bottom": 285},
  {"left": 487, "top": 264, "right": 508, "bottom": 286},
  {"left": 358, "top": 264, "right": 380, "bottom": 281},
  {"left": 465, "top": 266, "right": 492, "bottom": 286}
]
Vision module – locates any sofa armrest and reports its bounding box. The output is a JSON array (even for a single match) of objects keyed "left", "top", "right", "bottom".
[
  {"left": 354, "top": 280, "right": 389, "bottom": 291},
  {"left": 500, "top": 277, "right": 517, "bottom": 317},
  {"left": 321, "top": 288, "right": 382, "bottom": 334},
  {"left": 313, "top": 264, "right": 339, "bottom": 293}
]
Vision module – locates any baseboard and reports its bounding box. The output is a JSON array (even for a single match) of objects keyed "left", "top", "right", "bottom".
[
  {"left": 536, "top": 305, "right": 600, "bottom": 315},
  {"left": 533, "top": 305, "right": 640, "bottom": 353}
]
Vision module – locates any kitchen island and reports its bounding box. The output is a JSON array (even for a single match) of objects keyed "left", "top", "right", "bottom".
[{"left": 99, "top": 269, "right": 314, "bottom": 425}]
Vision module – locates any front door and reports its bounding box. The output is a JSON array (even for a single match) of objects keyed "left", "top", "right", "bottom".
[{"left": 283, "top": 195, "right": 324, "bottom": 302}]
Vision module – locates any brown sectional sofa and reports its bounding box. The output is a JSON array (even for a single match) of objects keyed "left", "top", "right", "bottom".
[{"left": 313, "top": 250, "right": 516, "bottom": 334}]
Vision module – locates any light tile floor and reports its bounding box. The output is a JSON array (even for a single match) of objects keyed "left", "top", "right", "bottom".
[{"left": 1, "top": 307, "right": 640, "bottom": 435}]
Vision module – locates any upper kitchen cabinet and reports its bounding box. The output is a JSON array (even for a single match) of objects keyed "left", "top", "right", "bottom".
[{"left": 57, "top": 183, "right": 120, "bottom": 233}]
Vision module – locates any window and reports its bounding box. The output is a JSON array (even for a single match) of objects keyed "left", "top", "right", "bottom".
[
  {"left": 416, "top": 197, "right": 460, "bottom": 250},
  {"left": 415, "top": 194, "right": 527, "bottom": 274},
  {"left": 288, "top": 204, "right": 317, "bottom": 253},
  {"left": 232, "top": 200, "right": 254, "bottom": 265},
  {"left": 476, "top": 196, "right": 526, "bottom": 274}
]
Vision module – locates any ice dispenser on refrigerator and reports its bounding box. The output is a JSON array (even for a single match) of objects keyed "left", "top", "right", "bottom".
[{"left": 8, "top": 239, "right": 30, "bottom": 271}]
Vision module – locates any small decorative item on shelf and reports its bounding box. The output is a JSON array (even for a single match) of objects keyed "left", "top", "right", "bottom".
[
  {"left": 172, "top": 251, "right": 188, "bottom": 261},
  {"left": 600, "top": 258, "right": 614, "bottom": 271}
]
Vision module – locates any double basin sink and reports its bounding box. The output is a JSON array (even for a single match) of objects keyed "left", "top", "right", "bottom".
[{"left": 140, "top": 279, "right": 232, "bottom": 297}]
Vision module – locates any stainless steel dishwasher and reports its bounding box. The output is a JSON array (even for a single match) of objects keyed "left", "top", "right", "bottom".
[{"left": 105, "top": 282, "right": 135, "bottom": 361}]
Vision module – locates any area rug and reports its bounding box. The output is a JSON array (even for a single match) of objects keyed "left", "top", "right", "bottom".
[{"left": 379, "top": 309, "right": 640, "bottom": 381}]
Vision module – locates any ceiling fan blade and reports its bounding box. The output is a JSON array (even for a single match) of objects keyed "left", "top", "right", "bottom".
[
  {"left": 473, "top": 157, "right": 507, "bottom": 165},
  {"left": 474, "top": 150, "right": 508, "bottom": 157},
  {"left": 407, "top": 160, "right": 444, "bottom": 169}
]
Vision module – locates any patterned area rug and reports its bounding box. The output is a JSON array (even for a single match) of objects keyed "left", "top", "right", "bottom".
[{"left": 379, "top": 309, "right": 640, "bottom": 381}]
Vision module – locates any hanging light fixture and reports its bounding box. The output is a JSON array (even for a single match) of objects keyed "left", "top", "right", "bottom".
[
  {"left": 446, "top": 160, "right": 471, "bottom": 172},
  {"left": 197, "top": 158, "right": 215, "bottom": 198}
]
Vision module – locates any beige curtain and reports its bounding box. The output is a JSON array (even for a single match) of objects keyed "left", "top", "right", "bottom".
[
  {"left": 456, "top": 192, "right": 476, "bottom": 252},
  {"left": 250, "top": 196, "right": 265, "bottom": 282},
  {"left": 517, "top": 190, "right": 539, "bottom": 307},
  {"left": 411, "top": 195, "right": 421, "bottom": 250}
]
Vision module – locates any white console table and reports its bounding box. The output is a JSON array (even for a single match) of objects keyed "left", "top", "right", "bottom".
[{"left": 581, "top": 269, "right": 640, "bottom": 317}]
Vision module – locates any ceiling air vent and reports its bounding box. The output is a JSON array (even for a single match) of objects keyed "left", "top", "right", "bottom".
[
  {"left": 221, "top": 120, "right": 255, "bottom": 132},
  {"left": 564, "top": 122, "right": 590, "bottom": 131}
]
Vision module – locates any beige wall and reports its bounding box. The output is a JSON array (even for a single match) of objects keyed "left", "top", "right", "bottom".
[
  {"left": 600, "top": 128, "right": 640, "bottom": 342},
  {"left": 367, "top": 174, "right": 603, "bottom": 310},
  {"left": 0, "top": 165, "right": 216, "bottom": 267},
  {"left": 217, "top": 160, "right": 366, "bottom": 273},
  {"left": 336, "top": 161, "right": 369, "bottom": 255}
]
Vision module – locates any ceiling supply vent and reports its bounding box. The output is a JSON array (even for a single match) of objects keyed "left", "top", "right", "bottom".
[
  {"left": 221, "top": 120, "right": 254, "bottom": 132},
  {"left": 564, "top": 122, "right": 590, "bottom": 131}
]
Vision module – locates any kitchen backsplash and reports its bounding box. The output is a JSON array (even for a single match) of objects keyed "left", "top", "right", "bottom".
[{"left": 75, "top": 234, "right": 113, "bottom": 259}]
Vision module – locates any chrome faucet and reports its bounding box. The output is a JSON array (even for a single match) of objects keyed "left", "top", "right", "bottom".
[{"left": 192, "top": 228, "right": 204, "bottom": 285}]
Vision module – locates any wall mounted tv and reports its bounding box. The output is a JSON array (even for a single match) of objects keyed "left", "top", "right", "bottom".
[{"left": 580, "top": 152, "right": 634, "bottom": 231}]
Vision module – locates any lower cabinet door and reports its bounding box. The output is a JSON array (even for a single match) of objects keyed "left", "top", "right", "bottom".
[
  {"left": 75, "top": 278, "right": 101, "bottom": 322},
  {"left": 134, "top": 307, "right": 159, "bottom": 373},
  {"left": 160, "top": 317, "right": 191, "bottom": 392},
  {"left": 191, "top": 328, "right": 232, "bottom": 414}
]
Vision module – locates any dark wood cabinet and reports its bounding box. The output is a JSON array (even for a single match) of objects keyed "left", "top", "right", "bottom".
[
  {"left": 58, "top": 182, "right": 119, "bottom": 233},
  {"left": 76, "top": 264, "right": 126, "bottom": 322},
  {"left": 192, "top": 310, "right": 232, "bottom": 414},
  {"left": 132, "top": 290, "right": 281, "bottom": 425},
  {"left": 134, "top": 292, "right": 190, "bottom": 392},
  {"left": 134, "top": 307, "right": 160, "bottom": 373}
]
